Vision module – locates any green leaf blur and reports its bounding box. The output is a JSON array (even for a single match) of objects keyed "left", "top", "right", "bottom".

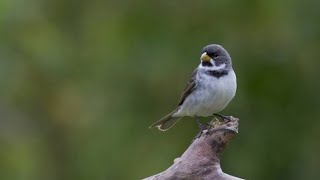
[{"left": 0, "top": 0, "right": 319, "bottom": 179}]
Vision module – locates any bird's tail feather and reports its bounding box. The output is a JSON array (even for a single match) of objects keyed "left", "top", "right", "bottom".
[{"left": 149, "top": 111, "right": 181, "bottom": 131}]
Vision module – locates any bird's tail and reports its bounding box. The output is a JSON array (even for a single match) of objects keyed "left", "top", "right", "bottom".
[{"left": 149, "top": 110, "right": 181, "bottom": 131}]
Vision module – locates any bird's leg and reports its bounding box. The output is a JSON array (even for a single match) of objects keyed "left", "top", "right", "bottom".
[
  {"left": 195, "top": 117, "right": 206, "bottom": 131},
  {"left": 193, "top": 117, "right": 207, "bottom": 140},
  {"left": 195, "top": 116, "right": 203, "bottom": 131},
  {"left": 214, "top": 113, "right": 232, "bottom": 122}
]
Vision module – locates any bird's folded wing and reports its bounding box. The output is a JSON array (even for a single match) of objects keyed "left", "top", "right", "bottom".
[{"left": 178, "top": 68, "right": 198, "bottom": 106}]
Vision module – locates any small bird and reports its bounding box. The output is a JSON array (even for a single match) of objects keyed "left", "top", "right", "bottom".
[{"left": 150, "top": 44, "right": 237, "bottom": 131}]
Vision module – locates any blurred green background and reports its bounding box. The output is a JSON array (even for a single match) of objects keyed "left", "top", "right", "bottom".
[{"left": 1, "top": 0, "right": 320, "bottom": 179}]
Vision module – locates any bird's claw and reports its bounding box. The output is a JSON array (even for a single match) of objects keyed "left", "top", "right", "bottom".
[{"left": 214, "top": 113, "right": 232, "bottom": 122}]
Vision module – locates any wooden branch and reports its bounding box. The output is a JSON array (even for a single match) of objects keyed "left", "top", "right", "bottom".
[{"left": 144, "top": 117, "right": 244, "bottom": 180}]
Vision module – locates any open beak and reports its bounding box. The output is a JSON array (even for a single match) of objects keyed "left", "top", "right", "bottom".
[{"left": 200, "top": 52, "right": 211, "bottom": 62}]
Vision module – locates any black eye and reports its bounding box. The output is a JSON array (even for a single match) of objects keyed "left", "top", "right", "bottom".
[{"left": 207, "top": 52, "right": 218, "bottom": 58}]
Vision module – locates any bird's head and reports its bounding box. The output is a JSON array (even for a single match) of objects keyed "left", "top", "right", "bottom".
[{"left": 200, "top": 44, "right": 232, "bottom": 70}]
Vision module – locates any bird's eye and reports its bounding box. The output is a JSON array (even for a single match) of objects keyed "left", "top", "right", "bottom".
[{"left": 208, "top": 53, "right": 218, "bottom": 58}]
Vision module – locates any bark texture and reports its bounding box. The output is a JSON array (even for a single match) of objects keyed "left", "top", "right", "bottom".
[{"left": 143, "top": 117, "right": 244, "bottom": 180}]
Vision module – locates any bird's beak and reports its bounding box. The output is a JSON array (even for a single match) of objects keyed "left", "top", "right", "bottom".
[{"left": 200, "top": 52, "right": 211, "bottom": 62}]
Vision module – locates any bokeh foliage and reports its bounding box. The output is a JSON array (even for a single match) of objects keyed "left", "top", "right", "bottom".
[{"left": 0, "top": 0, "right": 320, "bottom": 179}]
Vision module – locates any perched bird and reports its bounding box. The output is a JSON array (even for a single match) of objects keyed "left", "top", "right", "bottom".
[{"left": 150, "top": 44, "right": 237, "bottom": 131}]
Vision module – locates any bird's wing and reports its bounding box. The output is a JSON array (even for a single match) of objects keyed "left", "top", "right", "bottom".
[{"left": 178, "top": 68, "right": 198, "bottom": 106}]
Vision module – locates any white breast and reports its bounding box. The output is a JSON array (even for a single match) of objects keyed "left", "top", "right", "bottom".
[{"left": 174, "top": 69, "right": 237, "bottom": 117}]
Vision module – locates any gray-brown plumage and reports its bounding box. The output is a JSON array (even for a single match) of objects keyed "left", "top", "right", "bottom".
[{"left": 150, "top": 44, "right": 237, "bottom": 131}]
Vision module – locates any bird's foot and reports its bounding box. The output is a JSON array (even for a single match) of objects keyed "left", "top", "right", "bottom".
[
  {"left": 194, "top": 118, "right": 209, "bottom": 139},
  {"left": 213, "top": 113, "right": 232, "bottom": 122},
  {"left": 196, "top": 118, "right": 207, "bottom": 131}
]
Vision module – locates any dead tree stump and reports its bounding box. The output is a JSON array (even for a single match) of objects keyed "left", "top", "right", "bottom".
[{"left": 144, "top": 116, "right": 244, "bottom": 180}]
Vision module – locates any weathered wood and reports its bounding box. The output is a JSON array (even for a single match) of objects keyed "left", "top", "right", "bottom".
[{"left": 144, "top": 117, "right": 244, "bottom": 180}]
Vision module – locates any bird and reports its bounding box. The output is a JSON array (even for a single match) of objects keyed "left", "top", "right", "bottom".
[{"left": 149, "top": 44, "right": 237, "bottom": 131}]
